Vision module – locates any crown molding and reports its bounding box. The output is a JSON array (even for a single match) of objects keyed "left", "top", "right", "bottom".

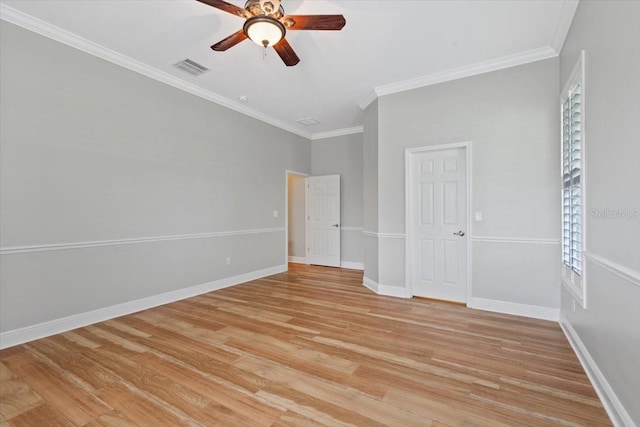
[
  {"left": 551, "top": 0, "right": 579, "bottom": 53},
  {"left": 358, "top": 46, "right": 558, "bottom": 110},
  {"left": 0, "top": 4, "right": 313, "bottom": 140},
  {"left": 310, "top": 126, "right": 363, "bottom": 140},
  {"left": 357, "top": 91, "right": 378, "bottom": 111}
]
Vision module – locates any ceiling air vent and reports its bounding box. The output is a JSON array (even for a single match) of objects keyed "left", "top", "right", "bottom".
[
  {"left": 296, "top": 117, "right": 320, "bottom": 126},
  {"left": 173, "top": 59, "right": 209, "bottom": 76}
]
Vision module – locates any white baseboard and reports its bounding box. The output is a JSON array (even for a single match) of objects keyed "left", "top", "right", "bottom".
[
  {"left": 362, "top": 288, "right": 559, "bottom": 320},
  {"left": 468, "top": 297, "right": 559, "bottom": 321},
  {"left": 379, "top": 284, "right": 411, "bottom": 298},
  {"left": 340, "top": 261, "right": 364, "bottom": 270},
  {"left": 362, "top": 277, "right": 410, "bottom": 298},
  {"left": 0, "top": 264, "right": 287, "bottom": 349},
  {"left": 288, "top": 257, "right": 363, "bottom": 270},
  {"left": 559, "top": 313, "right": 633, "bottom": 427},
  {"left": 363, "top": 276, "right": 379, "bottom": 293}
]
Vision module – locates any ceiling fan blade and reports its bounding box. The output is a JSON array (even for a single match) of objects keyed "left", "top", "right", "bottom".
[
  {"left": 273, "top": 38, "right": 300, "bottom": 66},
  {"left": 211, "top": 30, "right": 248, "bottom": 51},
  {"left": 282, "top": 15, "right": 346, "bottom": 31},
  {"left": 196, "top": 0, "right": 249, "bottom": 18}
]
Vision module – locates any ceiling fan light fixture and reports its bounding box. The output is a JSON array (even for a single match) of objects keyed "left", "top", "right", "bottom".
[{"left": 243, "top": 16, "right": 285, "bottom": 47}]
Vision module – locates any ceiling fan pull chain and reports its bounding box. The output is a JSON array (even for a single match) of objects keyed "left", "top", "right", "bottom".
[{"left": 263, "top": 45, "right": 267, "bottom": 61}]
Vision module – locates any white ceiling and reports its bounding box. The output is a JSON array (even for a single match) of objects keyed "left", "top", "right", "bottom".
[{"left": 0, "top": 0, "right": 577, "bottom": 139}]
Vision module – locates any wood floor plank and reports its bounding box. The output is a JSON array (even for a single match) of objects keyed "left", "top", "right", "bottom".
[
  {"left": 82, "top": 410, "right": 139, "bottom": 427},
  {"left": 233, "top": 355, "right": 433, "bottom": 426},
  {"left": 383, "top": 386, "right": 513, "bottom": 427},
  {"left": 132, "top": 352, "right": 284, "bottom": 427},
  {"left": 6, "top": 403, "right": 73, "bottom": 427},
  {"left": 312, "top": 335, "right": 500, "bottom": 389},
  {"left": 256, "top": 385, "right": 381, "bottom": 427},
  {"left": 0, "top": 362, "right": 43, "bottom": 420},
  {"left": 60, "top": 331, "right": 102, "bottom": 350},
  {"left": 0, "top": 264, "right": 611, "bottom": 426},
  {"left": 220, "top": 325, "right": 359, "bottom": 374},
  {"left": 25, "top": 339, "right": 119, "bottom": 391},
  {"left": 271, "top": 410, "right": 332, "bottom": 427},
  {"left": 2, "top": 353, "right": 109, "bottom": 425},
  {"left": 471, "top": 381, "right": 611, "bottom": 426},
  {"left": 81, "top": 347, "right": 211, "bottom": 417},
  {"left": 94, "top": 382, "right": 193, "bottom": 427}
]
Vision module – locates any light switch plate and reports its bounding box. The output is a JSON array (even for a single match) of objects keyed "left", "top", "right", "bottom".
[
  {"left": 273, "top": 210, "right": 279, "bottom": 218},
  {"left": 474, "top": 211, "right": 483, "bottom": 221}
]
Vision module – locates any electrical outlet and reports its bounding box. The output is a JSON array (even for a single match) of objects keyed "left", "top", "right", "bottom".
[{"left": 225, "top": 257, "right": 231, "bottom": 265}]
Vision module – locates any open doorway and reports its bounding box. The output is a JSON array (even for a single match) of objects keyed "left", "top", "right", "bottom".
[{"left": 285, "top": 170, "right": 308, "bottom": 268}]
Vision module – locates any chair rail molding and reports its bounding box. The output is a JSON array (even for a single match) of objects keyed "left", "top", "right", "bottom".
[
  {"left": 583, "top": 251, "right": 640, "bottom": 288},
  {"left": 340, "top": 226, "right": 364, "bottom": 232},
  {"left": 471, "top": 236, "right": 561, "bottom": 245},
  {"left": 361, "top": 231, "right": 406, "bottom": 239},
  {"left": 0, "top": 228, "right": 285, "bottom": 255}
]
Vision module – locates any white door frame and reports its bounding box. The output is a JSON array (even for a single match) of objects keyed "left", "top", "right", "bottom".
[
  {"left": 285, "top": 170, "right": 308, "bottom": 269},
  {"left": 405, "top": 141, "right": 473, "bottom": 304}
]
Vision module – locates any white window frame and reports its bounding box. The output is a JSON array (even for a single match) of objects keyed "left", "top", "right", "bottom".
[{"left": 561, "top": 50, "right": 587, "bottom": 308}]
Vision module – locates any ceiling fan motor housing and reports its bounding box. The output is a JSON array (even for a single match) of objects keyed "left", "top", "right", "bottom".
[{"left": 244, "top": 0, "right": 284, "bottom": 18}]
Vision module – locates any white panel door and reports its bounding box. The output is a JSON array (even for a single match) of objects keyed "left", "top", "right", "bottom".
[
  {"left": 409, "top": 148, "right": 467, "bottom": 302},
  {"left": 306, "top": 175, "right": 341, "bottom": 267}
]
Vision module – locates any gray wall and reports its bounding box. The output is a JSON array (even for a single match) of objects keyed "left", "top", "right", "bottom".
[
  {"left": 0, "top": 22, "right": 310, "bottom": 332},
  {"left": 311, "top": 133, "right": 363, "bottom": 265},
  {"left": 287, "top": 174, "right": 306, "bottom": 259},
  {"left": 373, "top": 58, "right": 561, "bottom": 310},
  {"left": 559, "top": 1, "right": 640, "bottom": 423},
  {"left": 363, "top": 100, "right": 379, "bottom": 281}
]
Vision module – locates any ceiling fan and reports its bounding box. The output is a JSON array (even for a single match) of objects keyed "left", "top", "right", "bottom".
[{"left": 197, "top": 0, "right": 346, "bottom": 66}]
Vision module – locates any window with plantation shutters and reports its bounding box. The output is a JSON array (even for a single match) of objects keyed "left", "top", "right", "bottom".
[
  {"left": 562, "top": 84, "right": 582, "bottom": 275},
  {"left": 561, "top": 51, "right": 586, "bottom": 307}
]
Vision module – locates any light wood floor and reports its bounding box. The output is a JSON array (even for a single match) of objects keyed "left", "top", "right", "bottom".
[{"left": 1, "top": 264, "right": 610, "bottom": 426}]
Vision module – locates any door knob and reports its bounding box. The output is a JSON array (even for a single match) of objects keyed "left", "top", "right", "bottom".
[
  {"left": 332, "top": 224, "right": 340, "bottom": 228},
  {"left": 453, "top": 230, "right": 465, "bottom": 236}
]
